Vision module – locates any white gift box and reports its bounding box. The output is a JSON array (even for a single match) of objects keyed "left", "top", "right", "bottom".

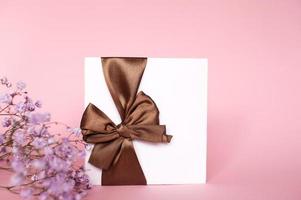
[{"left": 84, "top": 57, "right": 207, "bottom": 185}]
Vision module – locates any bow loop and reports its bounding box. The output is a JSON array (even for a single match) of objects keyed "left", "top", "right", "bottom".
[
  {"left": 123, "top": 91, "right": 161, "bottom": 126},
  {"left": 81, "top": 103, "right": 116, "bottom": 134}
]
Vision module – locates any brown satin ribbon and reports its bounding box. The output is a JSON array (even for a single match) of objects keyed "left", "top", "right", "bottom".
[{"left": 80, "top": 57, "right": 172, "bottom": 185}]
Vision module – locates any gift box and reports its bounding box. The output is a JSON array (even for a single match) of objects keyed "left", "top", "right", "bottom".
[{"left": 83, "top": 57, "right": 207, "bottom": 185}]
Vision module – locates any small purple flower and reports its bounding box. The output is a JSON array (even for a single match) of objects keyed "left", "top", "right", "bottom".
[
  {"left": 31, "top": 159, "right": 46, "bottom": 170},
  {"left": 44, "top": 146, "right": 54, "bottom": 155},
  {"left": 26, "top": 102, "right": 35, "bottom": 112},
  {"left": 45, "top": 175, "right": 76, "bottom": 197},
  {"left": 0, "top": 77, "right": 12, "bottom": 88},
  {"left": 0, "top": 76, "right": 8, "bottom": 85},
  {"left": 75, "top": 194, "right": 83, "bottom": 200},
  {"left": 11, "top": 159, "right": 25, "bottom": 173},
  {"left": 0, "top": 93, "right": 12, "bottom": 104},
  {"left": 20, "top": 188, "right": 33, "bottom": 199},
  {"left": 31, "top": 174, "right": 38, "bottom": 181},
  {"left": 39, "top": 192, "right": 49, "bottom": 200},
  {"left": 1, "top": 117, "right": 11, "bottom": 127},
  {"left": 34, "top": 100, "right": 42, "bottom": 108},
  {"left": 47, "top": 174, "right": 67, "bottom": 195},
  {"left": 32, "top": 137, "right": 47, "bottom": 149},
  {"left": 68, "top": 128, "right": 82, "bottom": 137},
  {"left": 24, "top": 96, "right": 32, "bottom": 103},
  {"left": 28, "top": 112, "right": 51, "bottom": 124},
  {"left": 12, "top": 145, "right": 20, "bottom": 155},
  {"left": 10, "top": 173, "right": 24, "bottom": 186},
  {"left": 47, "top": 137, "right": 55, "bottom": 144},
  {"left": 49, "top": 156, "right": 68, "bottom": 172},
  {"left": 13, "top": 130, "right": 26, "bottom": 145},
  {"left": 6, "top": 82, "right": 12, "bottom": 88},
  {"left": 62, "top": 179, "right": 75, "bottom": 192},
  {"left": 28, "top": 125, "right": 48, "bottom": 137},
  {"left": 55, "top": 140, "right": 78, "bottom": 161},
  {"left": 37, "top": 170, "right": 46, "bottom": 180},
  {"left": 15, "top": 102, "right": 27, "bottom": 113},
  {"left": 16, "top": 81, "right": 26, "bottom": 90}
]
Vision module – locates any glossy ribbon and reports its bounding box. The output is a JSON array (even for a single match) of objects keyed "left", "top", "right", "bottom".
[{"left": 80, "top": 57, "right": 172, "bottom": 185}]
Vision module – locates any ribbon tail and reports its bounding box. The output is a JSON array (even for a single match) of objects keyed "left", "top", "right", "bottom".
[
  {"left": 89, "top": 137, "right": 123, "bottom": 170},
  {"left": 102, "top": 139, "right": 147, "bottom": 185}
]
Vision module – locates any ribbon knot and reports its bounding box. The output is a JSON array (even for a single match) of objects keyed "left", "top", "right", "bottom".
[
  {"left": 80, "top": 57, "right": 172, "bottom": 185},
  {"left": 116, "top": 124, "right": 131, "bottom": 139}
]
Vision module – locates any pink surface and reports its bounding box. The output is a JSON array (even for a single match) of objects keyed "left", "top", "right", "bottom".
[{"left": 0, "top": 0, "right": 301, "bottom": 199}]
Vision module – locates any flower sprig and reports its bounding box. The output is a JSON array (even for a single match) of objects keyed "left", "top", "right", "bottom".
[{"left": 0, "top": 77, "right": 91, "bottom": 200}]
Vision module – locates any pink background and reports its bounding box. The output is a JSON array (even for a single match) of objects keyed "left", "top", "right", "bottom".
[{"left": 1, "top": 0, "right": 301, "bottom": 199}]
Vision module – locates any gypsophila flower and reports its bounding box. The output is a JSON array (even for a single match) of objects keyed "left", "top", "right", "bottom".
[
  {"left": 11, "top": 159, "right": 26, "bottom": 173},
  {"left": 47, "top": 138, "right": 54, "bottom": 145},
  {"left": 6, "top": 82, "right": 12, "bottom": 88},
  {"left": 37, "top": 170, "right": 46, "bottom": 180},
  {"left": 0, "top": 93, "right": 12, "bottom": 104},
  {"left": 32, "top": 137, "right": 47, "bottom": 149},
  {"left": 20, "top": 188, "right": 33, "bottom": 200},
  {"left": 49, "top": 156, "right": 69, "bottom": 172},
  {"left": 16, "top": 81, "right": 26, "bottom": 90},
  {"left": 34, "top": 100, "right": 42, "bottom": 108},
  {"left": 13, "top": 130, "right": 26, "bottom": 145},
  {"left": 0, "top": 77, "right": 91, "bottom": 199},
  {"left": 39, "top": 192, "right": 48, "bottom": 200},
  {"left": 1, "top": 117, "right": 11, "bottom": 127},
  {"left": 12, "top": 145, "right": 20, "bottom": 155},
  {"left": 43, "top": 146, "right": 54, "bottom": 156},
  {"left": 48, "top": 174, "right": 67, "bottom": 195},
  {"left": 28, "top": 125, "right": 48, "bottom": 137},
  {"left": 26, "top": 102, "right": 35, "bottom": 111},
  {"left": 31, "top": 174, "right": 38, "bottom": 181},
  {"left": 0, "top": 77, "right": 12, "bottom": 88},
  {"left": 15, "top": 102, "right": 27, "bottom": 113},
  {"left": 10, "top": 173, "right": 24, "bottom": 186},
  {"left": 68, "top": 127, "right": 82, "bottom": 137},
  {"left": 31, "top": 159, "right": 46, "bottom": 170},
  {"left": 0, "top": 77, "right": 8, "bottom": 85},
  {"left": 28, "top": 112, "right": 51, "bottom": 124}
]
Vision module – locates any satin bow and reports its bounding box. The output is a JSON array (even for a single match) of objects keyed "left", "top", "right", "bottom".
[{"left": 80, "top": 57, "right": 172, "bottom": 185}]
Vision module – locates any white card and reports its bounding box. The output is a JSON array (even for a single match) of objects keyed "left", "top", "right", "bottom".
[{"left": 84, "top": 57, "right": 207, "bottom": 185}]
